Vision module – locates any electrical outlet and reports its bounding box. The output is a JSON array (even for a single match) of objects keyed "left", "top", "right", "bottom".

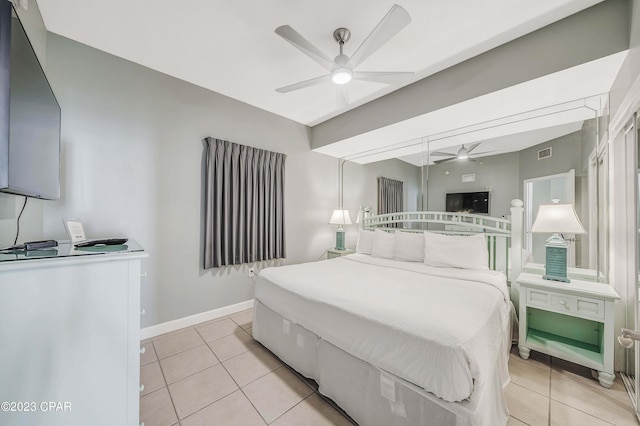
[{"left": 248, "top": 268, "right": 255, "bottom": 278}]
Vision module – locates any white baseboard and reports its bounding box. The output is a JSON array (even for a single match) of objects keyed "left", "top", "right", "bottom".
[{"left": 140, "top": 299, "right": 255, "bottom": 341}]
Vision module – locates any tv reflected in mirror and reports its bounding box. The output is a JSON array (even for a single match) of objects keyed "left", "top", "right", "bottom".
[
  {"left": 0, "top": 0, "right": 61, "bottom": 200},
  {"left": 446, "top": 191, "right": 490, "bottom": 215}
]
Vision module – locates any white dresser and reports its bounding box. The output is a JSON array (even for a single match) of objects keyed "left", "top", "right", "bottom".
[{"left": 0, "top": 242, "right": 147, "bottom": 425}]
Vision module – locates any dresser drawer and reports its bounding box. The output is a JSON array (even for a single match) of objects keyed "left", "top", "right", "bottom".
[{"left": 526, "top": 288, "right": 604, "bottom": 320}]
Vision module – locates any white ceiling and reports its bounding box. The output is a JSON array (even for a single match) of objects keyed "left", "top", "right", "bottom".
[{"left": 37, "top": 0, "right": 604, "bottom": 128}]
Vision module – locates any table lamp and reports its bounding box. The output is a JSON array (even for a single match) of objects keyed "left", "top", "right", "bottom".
[
  {"left": 329, "top": 209, "right": 352, "bottom": 250},
  {"left": 530, "top": 202, "right": 586, "bottom": 283}
]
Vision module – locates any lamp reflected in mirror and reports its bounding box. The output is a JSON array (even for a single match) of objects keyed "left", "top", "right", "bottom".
[{"left": 329, "top": 209, "right": 352, "bottom": 250}]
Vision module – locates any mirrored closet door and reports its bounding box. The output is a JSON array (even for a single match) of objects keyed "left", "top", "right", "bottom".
[{"left": 619, "top": 113, "right": 640, "bottom": 419}]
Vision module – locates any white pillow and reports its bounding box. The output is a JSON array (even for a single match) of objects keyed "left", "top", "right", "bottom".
[
  {"left": 356, "top": 230, "right": 375, "bottom": 254},
  {"left": 371, "top": 229, "right": 396, "bottom": 259},
  {"left": 424, "top": 232, "right": 489, "bottom": 270},
  {"left": 394, "top": 231, "right": 424, "bottom": 262}
]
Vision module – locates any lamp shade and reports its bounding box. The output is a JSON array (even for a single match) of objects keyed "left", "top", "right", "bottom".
[
  {"left": 329, "top": 209, "right": 352, "bottom": 225},
  {"left": 530, "top": 203, "right": 586, "bottom": 234}
]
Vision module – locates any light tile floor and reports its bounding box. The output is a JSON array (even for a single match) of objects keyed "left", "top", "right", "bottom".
[{"left": 140, "top": 309, "right": 639, "bottom": 425}]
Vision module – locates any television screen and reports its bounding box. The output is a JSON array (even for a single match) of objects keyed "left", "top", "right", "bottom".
[
  {"left": 446, "top": 191, "right": 490, "bottom": 215},
  {"left": 0, "top": 0, "right": 60, "bottom": 200}
]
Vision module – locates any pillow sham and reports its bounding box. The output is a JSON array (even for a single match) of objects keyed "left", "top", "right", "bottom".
[
  {"left": 355, "top": 229, "right": 375, "bottom": 254},
  {"left": 424, "top": 232, "right": 489, "bottom": 270},
  {"left": 393, "top": 231, "right": 424, "bottom": 262},
  {"left": 371, "top": 229, "right": 396, "bottom": 259}
]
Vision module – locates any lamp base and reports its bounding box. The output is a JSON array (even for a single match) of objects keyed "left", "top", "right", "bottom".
[
  {"left": 543, "top": 274, "right": 570, "bottom": 283},
  {"left": 335, "top": 229, "right": 345, "bottom": 250},
  {"left": 543, "top": 233, "right": 569, "bottom": 283}
]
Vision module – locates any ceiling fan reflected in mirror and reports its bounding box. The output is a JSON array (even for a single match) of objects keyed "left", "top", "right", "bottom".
[
  {"left": 430, "top": 143, "right": 499, "bottom": 164},
  {"left": 274, "top": 4, "right": 414, "bottom": 105}
]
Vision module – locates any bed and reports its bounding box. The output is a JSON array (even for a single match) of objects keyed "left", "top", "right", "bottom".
[{"left": 253, "top": 200, "right": 524, "bottom": 426}]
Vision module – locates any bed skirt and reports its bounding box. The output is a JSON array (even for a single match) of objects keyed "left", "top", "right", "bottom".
[{"left": 253, "top": 300, "right": 509, "bottom": 426}]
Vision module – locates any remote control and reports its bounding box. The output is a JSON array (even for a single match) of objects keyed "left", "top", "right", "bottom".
[{"left": 24, "top": 240, "right": 58, "bottom": 250}]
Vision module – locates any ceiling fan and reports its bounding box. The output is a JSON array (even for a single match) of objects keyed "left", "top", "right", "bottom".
[
  {"left": 430, "top": 143, "right": 486, "bottom": 164},
  {"left": 274, "top": 4, "right": 413, "bottom": 105}
]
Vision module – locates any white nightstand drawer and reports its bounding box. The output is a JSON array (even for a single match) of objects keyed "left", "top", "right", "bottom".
[
  {"left": 527, "top": 288, "right": 604, "bottom": 320},
  {"left": 575, "top": 298, "right": 605, "bottom": 319}
]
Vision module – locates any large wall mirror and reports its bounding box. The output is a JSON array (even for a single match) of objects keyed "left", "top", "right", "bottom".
[{"left": 343, "top": 94, "right": 610, "bottom": 283}]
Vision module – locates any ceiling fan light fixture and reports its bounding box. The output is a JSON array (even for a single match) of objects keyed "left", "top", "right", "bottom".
[
  {"left": 457, "top": 146, "right": 469, "bottom": 159},
  {"left": 331, "top": 67, "right": 353, "bottom": 85}
]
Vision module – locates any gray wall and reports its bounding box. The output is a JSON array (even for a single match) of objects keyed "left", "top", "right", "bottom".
[
  {"left": 610, "top": 0, "right": 639, "bottom": 119},
  {"left": 0, "top": 33, "right": 416, "bottom": 328},
  {"left": 518, "top": 130, "right": 585, "bottom": 192}
]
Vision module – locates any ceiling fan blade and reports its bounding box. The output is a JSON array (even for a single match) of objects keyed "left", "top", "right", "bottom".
[
  {"left": 352, "top": 71, "right": 413, "bottom": 85},
  {"left": 275, "top": 75, "right": 331, "bottom": 93},
  {"left": 346, "top": 4, "right": 411, "bottom": 69},
  {"left": 336, "top": 85, "right": 349, "bottom": 108},
  {"left": 275, "top": 25, "right": 335, "bottom": 71},
  {"left": 466, "top": 143, "right": 481, "bottom": 153},
  {"left": 434, "top": 157, "right": 456, "bottom": 164},
  {"left": 429, "top": 151, "right": 455, "bottom": 157}
]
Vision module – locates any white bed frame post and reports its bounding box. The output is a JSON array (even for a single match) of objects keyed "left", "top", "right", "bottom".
[{"left": 510, "top": 199, "right": 524, "bottom": 311}]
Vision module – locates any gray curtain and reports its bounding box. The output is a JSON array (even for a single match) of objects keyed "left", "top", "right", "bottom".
[
  {"left": 377, "top": 176, "right": 403, "bottom": 216},
  {"left": 204, "top": 137, "right": 286, "bottom": 268}
]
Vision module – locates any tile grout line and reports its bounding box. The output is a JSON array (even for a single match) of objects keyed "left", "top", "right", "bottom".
[
  {"left": 161, "top": 320, "right": 257, "bottom": 423},
  {"left": 550, "top": 399, "right": 617, "bottom": 426},
  {"left": 238, "top": 384, "right": 269, "bottom": 425},
  {"left": 159, "top": 344, "right": 222, "bottom": 386},
  {"left": 142, "top": 313, "right": 257, "bottom": 424},
  {"left": 548, "top": 358, "right": 551, "bottom": 426},
  {"left": 174, "top": 312, "right": 272, "bottom": 425},
  {"left": 204, "top": 328, "right": 255, "bottom": 355},
  {"left": 231, "top": 370, "right": 272, "bottom": 424},
  {"left": 216, "top": 341, "right": 277, "bottom": 425},
  {"left": 223, "top": 345, "right": 283, "bottom": 387},
  {"left": 150, "top": 339, "right": 181, "bottom": 423},
  {"left": 172, "top": 389, "right": 244, "bottom": 424},
  {"left": 155, "top": 344, "right": 205, "bottom": 362},
  {"left": 267, "top": 392, "right": 315, "bottom": 425},
  {"left": 153, "top": 327, "right": 208, "bottom": 361},
  {"left": 508, "top": 380, "right": 550, "bottom": 399},
  {"left": 151, "top": 325, "right": 197, "bottom": 343},
  {"left": 192, "top": 322, "right": 251, "bottom": 348},
  {"left": 166, "top": 342, "right": 240, "bottom": 424}
]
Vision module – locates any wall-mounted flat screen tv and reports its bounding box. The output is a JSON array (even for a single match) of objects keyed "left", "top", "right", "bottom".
[
  {"left": 446, "top": 191, "right": 490, "bottom": 215},
  {"left": 0, "top": 0, "right": 61, "bottom": 200}
]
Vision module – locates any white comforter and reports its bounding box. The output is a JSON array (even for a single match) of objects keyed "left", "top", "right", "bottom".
[{"left": 255, "top": 254, "right": 511, "bottom": 403}]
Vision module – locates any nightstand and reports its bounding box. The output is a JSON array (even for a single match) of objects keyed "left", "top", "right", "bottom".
[
  {"left": 327, "top": 248, "right": 355, "bottom": 259},
  {"left": 517, "top": 272, "right": 620, "bottom": 388}
]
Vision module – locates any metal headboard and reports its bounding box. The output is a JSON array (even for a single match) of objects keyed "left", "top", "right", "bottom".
[{"left": 361, "top": 200, "right": 524, "bottom": 291}]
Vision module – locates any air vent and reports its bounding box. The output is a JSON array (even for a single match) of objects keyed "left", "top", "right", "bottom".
[
  {"left": 461, "top": 174, "right": 476, "bottom": 183},
  {"left": 538, "top": 147, "right": 552, "bottom": 160}
]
